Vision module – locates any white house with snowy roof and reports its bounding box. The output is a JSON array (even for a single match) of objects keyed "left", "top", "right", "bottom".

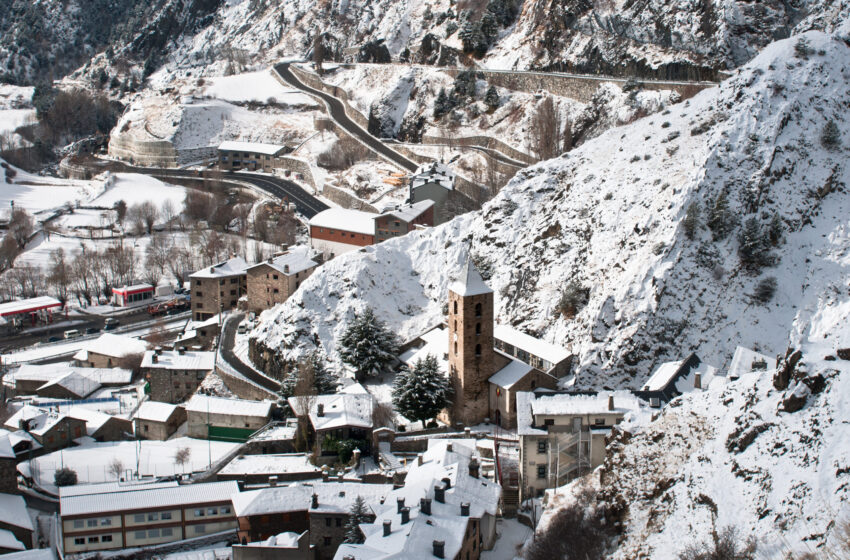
[
  {"left": 516, "top": 390, "right": 645, "bottom": 500},
  {"left": 287, "top": 384, "right": 374, "bottom": 455},
  {"left": 73, "top": 333, "right": 148, "bottom": 368},
  {"left": 634, "top": 352, "right": 722, "bottom": 407},
  {"left": 334, "top": 439, "right": 501, "bottom": 560}
]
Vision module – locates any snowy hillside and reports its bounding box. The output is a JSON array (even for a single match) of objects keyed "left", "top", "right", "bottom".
[
  {"left": 539, "top": 314, "right": 850, "bottom": 558},
  {"left": 251, "top": 30, "right": 850, "bottom": 389}
]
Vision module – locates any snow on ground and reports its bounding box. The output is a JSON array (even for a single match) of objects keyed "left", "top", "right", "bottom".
[
  {"left": 27, "top": 437, "right": 240, "bottom": 485},
  {"left": 91, "top": 173, "right": 186, "bottom": 210},
  {"left": 0, "top": 108, "right": 35, "bottom": 147},
  {"left": 0, "top": 159, "right": 97, "bottom": 215},
  {"left": 482, "top": 518, "right": 532, "bottom": 560},
  {"left": 203, "top": 70, "right": 314, "bottom": 106}
]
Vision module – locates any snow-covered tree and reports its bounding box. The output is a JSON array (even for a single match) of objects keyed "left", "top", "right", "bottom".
[
  {"left": 434, "top": 88, "right": 451, "bottom": 118},
  {"left": 311, "top": 352, "right": 339, "bottom": 395},
  {"left": 737, "top": 216, "right": 771, "bottom": 268},
  {"left": 484, "top": 85, "right": 500, "bottom": 111},
  {"left": 706, "top": 191, "right": 735, "bottom": 240},
  {"left": 392, "top": 354, "right": 451, "bottom": 424},
  {"left": 821, "top": 119, "right": 840, "bottom": 150},
  {"left": 682, "top": 201, "right": 700, "bottom": 240},
  {"left": 339, "top": 307, "right": 399, "bottom": 381},
  {"left": 343, "top": 495, "right": 369, "bottom": 544}
]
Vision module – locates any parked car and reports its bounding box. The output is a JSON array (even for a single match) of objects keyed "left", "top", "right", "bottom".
[
  {"left": 63, "top": 329, "right": 80, "bottom": 339},
  {"left": 85, "top": 327, "right": 100, "bottom": 335},
  {"left": 47, "top": 336, "right": 60, "bottom": 342},
  {"left": 104, "top": 318, "right": 120, "bottom": 330},
  {"left": 237, "top": 323, "right": 248, "bottom": 334}
]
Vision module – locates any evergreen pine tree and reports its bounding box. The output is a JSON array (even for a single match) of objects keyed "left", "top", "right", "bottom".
[
  {"left": 484, "top": 85, "right": 500, "bottom": 111},
  {"left": 392, "top": 354, "right": 452, "bottom": 425},
  {"left": 338, "top": 308, "right": 400, "bottom": 382},
  {"left": 343, "top": 496, "right": 369, "bottom": 544},
  {"left": 311, "top": 352, "right": 339, "bottom": 394},
  {"left": 434, "top": 88, "right": 450, "bottom": 118},
  {"left": 821, "top": 119, "right": 840, "bottom": 150},
  {"left": 767, "top": 212, "right": 784, "bottom": 246},
  {"left": 480, "top": 11, "right": 498, "bottom": 44},
  {"left": 706, "top": 191, "right": 735, "bottom": 240},
  {"left": 737, "top": 216, "right": 769, "bottom": 267},
  {"left": 682, "top": 201, "right": 700, "bottom": 240},
  {"left": 458, "top": 15, "right": 479, "bottom": 53}
]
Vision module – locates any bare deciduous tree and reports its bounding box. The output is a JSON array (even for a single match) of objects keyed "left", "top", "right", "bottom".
[
  {"left": 9, "top": 208, "right": 34, "bottom": 249},
  {"left": 529, "top": 95, "right": 573, "bottom": 161},
  {"left": 108, "top": 458, "right": 124, "bottom": 480},
  {"left": 174, "top": 447, "right": 191, "bottom": 474}
]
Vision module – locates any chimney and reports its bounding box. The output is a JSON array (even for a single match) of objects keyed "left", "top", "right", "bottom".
[
  {"left": 353, "top": 448, "right": 361, "bottom": 468},
  {"left": 268, "top": 475, "right": 278, "bottom": 487},
  {"left": 267, "top": 257, "right": 273, "bottom": 264},
  {"left": 468, "top": 459, "right": 480, "bottom": 479},
  {"left": 434, "top": 485, "right": 445, "bottom": 503},
  {"left": 694, "top": 372, "right": 702, "bottom": 389},
  {"left": 152, "top": 354, "right": 158, "bottom": 363},
  {"left": 383, "top": 520, "right": 392, "bottom": 537},
  {"left": 433, "top": 540, "right": 445, "bottom": 559},
  {"left": 608, "top": 394, "right": 614, "bottom": 411},
  {"left": 464, "top": 427, "right": 471, "bottom": 436},
  {"left": 209, "top": 266, "right": 215, "bottom": 273},
  {"left": 155, "top": 347, "right": 163, "bottom": 355},
  {"left": 178, "top": 347, "right": 186, "bottom": 355},
  {"left": 397, "top": 498, "right": 405, "bottom": 513},
  {"left": 417, "top": 454, "right": 423, "bottom": 466},
  {"left": 337, "top": 473, "right": 344, "bottom": 482},
  {"left": 401, "top": 507, "right": 410, "bottom": 524},
  {"left": 322, "top": 471, "right": 329, "bottom": 482},
  {"left": 460, "top": 502, "right": 470, "bottom": 517},
  {"left": 442, "top": 477, "right": 451, "bottom": 490},
  {"left": 284, "top": 265, "right": 290, "bottom": 274},
  {"left": 446, "top": 442, "right": 453, "bottom": 452},
  {"left": 317, "top": 403, "right": 324, "bottom": 417},
  {"left": 420, "top": 498, "right": 431, "bottom": 515},
  {"left": 311, "top": 493, "right": 318, "bottom": 509}
]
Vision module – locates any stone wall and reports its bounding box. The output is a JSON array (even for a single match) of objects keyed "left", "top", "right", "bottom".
[
  {"left": 421, "top": 134, "right": 536, "bottom": 165},
  {"left": 286, "top": 66, "right": 370, "bottom": 130},
  {"left": 276, "top": 155, "right": 316, "bottom": 189},
  {"left": 107, "top": 133, "right": 179, "bottom": 168},
  {"left": 58, "top": 157, "right": 92, "bottom": 180},
  {"left": 0, "top": 458, "right": 17, "bottom": 494},
  {"left": 321, "top": 183, "right": 380, "bottom": 213},
  {"left": 215, "top": 364, "right": 278, "bottom": 401}
]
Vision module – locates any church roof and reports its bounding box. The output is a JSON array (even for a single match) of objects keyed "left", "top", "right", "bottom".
[{"left": 449, "top": 257, "right": 492, "bottom": 297}]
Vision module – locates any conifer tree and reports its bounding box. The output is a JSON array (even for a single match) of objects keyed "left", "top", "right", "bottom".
[
  {"left": 706, "top": 191, "right": 735, "bottom": 240},
  {"left": 392, "top": 354, "right": 451, "bottom": 425},
  {"left": 682, "top": 201, "right": 700, "bottom": 240},
  {"left": 434, "top": 88, "right": 450, "bottom": 118},
  {"left": 737, "top": 216, "right": 769, "bottom": 267},
  {"left": 821, "top": 119, "right": 840, "bottom": 150},
  {"left": 338, "top": 307, "right": 400, "bottom": 381},
  {"left": 459, "top": 14, "right": 478, "bottom": 53},
  {"left": 311, "top": 351, "right": 339, "bottom": 394},
  {"left": 484, "top": 85, "right": 500, "bottom": 111},
  {"left": 343, "top": 496, "right": 369, "bottom": 544}
]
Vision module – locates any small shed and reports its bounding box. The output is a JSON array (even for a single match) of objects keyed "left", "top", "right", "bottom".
[{"left": 111, "top": 284, "right": 154, "bottom": 307}]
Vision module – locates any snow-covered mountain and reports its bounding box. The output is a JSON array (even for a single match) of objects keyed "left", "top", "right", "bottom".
[{"left": 250, "top": 30, "right": 850, "bottom": 390}]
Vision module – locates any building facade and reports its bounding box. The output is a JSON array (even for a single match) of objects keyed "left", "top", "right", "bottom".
[
  {"left": 185, "top": 395, "right": 273, "bottom": 441},
  {"left": 189, "top": 257, "right": 248, "bottom": 322},
  {"left": 134, "top": 402, "right": 186, "bottom": 441},
  {"left": 246, "top": 250, "right": 321, "bottom": 313},
  {"left": 218, "top": 141, "right": 286, "bottom": 172},
  {"left": 141, "top": 349, "right": 216, "bottom": 404}
]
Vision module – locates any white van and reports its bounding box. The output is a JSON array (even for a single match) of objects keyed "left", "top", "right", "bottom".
[{"left": 63, "top": 329, "right": 81, "bottom": 339}]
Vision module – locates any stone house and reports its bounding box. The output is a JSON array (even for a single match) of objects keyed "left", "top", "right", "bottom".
[
  {"left": 7, "top": 365, "right": 132, "bottom": 396},
  {"left": 35, "top": 371, "right": 101, "bottom": 400},
  {"left": 185, "top": 395, "right": 274, "bottom": 441},
  {"left": 516, "top": 390, "right": 644, "bottom": 501},
  {"left": 0, "top": 493, "right": 34, "bottom": 551},
  {"left": 73, "top": 334, "right": 148, "bottom": 369},
  {"left": 232, "top": 482, "right": 392, "bottom": 560},
  {"left": 133, "top": 401, "right": 186, "bottom": 440},
  {"left": 408, "top": 161, "right": 455, "bottom": 224},
  {"left": 287, "top": 385, "right": 373, "bottom": 455},
  {"left": 141, "top": 348, "right": 215, "bottom": 404},
  {"left": 4, "top": 406, "right": 87, "bottom": 453},
  {"left": 189, "top": 257, "right": 248, "bottom": 322},
  {"left": 218, "top": 141, "right": 286, "bottom": 172},
  {"left": 372, "top": 200, "right": 434, "bottom": 243},
  {"left": 246, "top": 249, "right": 322, "bottom": 313},
  {"left": 67, "top": 408, "right": 133, "bottom": 442},
  {"left": 0, "top": 434, "right": 16, "bottom": 494},
  {"left": 633, "top": 352, "right": 721, "bottom": 407},
  {"left": 174, "top": 314, "right": 222, "bottom": 350}
]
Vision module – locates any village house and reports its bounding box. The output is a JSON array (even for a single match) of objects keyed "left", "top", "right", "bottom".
[
  {"left": 287, "top": 384, "right": 374, "bottom": 456},
  {"left": 185, "top": 394, "right": 274, "bottom": 441},
  {"left": 59, "top": 480, "right": 239, "bottom": 554},
  {"left": 73, "top": 333, "right": 148, "bottom": 369},
  {"left": 0, "top": 429, "right": 41, "bottom": 462},
  {"left": 335, "top": 439, "right": 501, "bottom": 560},
  {"left": 516, "top": 390, "right": 644, "bottom": 500},
  {"left": 308, "top": 201, "right": 434, "bottom": 259},
  {"left": 0, "top": 434, "right": 16, "bottom": 494},
  {"left": 246, "top": 249, "right": 322, "bottom": 313},
  {"left": 67, "top": 407, "right": 133, "bottom": 442},
  {"left": 634, "top": 352, "right": 722, "bottom": 407},
  {"left": 133, "top": 401, "right": 186, "bottom": 440},
  {"left": 35, "top": 371, "right": 101, "bottom": 401},
  {"left": 232, "top": 530, "right": 314, "bottom": 560},
  {"left": 0, "top": 493, "right": 34, "bottom": 552},
  {"left": 5, "top": 364, "right": 132, "bottom": 396},
  {"left": 111, "top": 284, "right": 154, "bottom": 307},
  {"left": 408, "top": 161, "right": 455, "bottom": 224},
  {"left": 190, "top": 257, "right": 248, "bottom": 322},
  {"left": 4, "top": 406, "right": 87, "bottom": 453},
  {"left": 727, "top": 346, "right": 776, "bottom": 380},
  {"left": 218, "top": 141, "right": 287, "bottom": 172},
  {"left": 231, "top": 481, "right": 392, "bottom": 560},
  {"left": 174, "top": 314, "right": 222, "bottom": 350},
  {"left": 217, "top": 453, "right": 321, "bottom": 484},
  {"left": 243, "top": 421, "right": 298, "bottom": 455},
  {"left": 141, "top": 348, "right": 216, "bottom": 403}
]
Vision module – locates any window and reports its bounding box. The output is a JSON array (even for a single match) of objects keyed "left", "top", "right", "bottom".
[
  {"left": 273, "top": 274, "right": 278, "bottom": 280},
  {"left": 162, "top": 528, "right": 173, "bottom": 537},
  {"left": 323, "top": 537, "right": 332, "bottom": 546},
  {"left": 475, "top": 302, "right": 482, "bottom": 317},
  {"left": 325, "top": 518, "right": 331, "bottom": 527},
  {"left": 101, "top": 518, "right": 112, "bottom": 526},
  {"left": 148, "top": 529, "right": 160, "bottom": 538},
  {"left": 537, "top": 465, "right": 546, "bottom": 479},
  {"left": 230, "top": 289, "right": 236, "bottom": 296},
  {"left": 221, "top": 506, "right": 231, "bottom": 515},
  {"left": 87, "top": 519, "right": 97, "bottom": 528},
  {"left": 161, "top": 512, "right": 172, "bottom": 520},
  {"left": 207, "top": 508, "right": 218, "bottom": 516},
  {"left": 194, "top": 525, "right": 206, "bottom": 534},
  {"left": 144, "top": 424, "right": 149, "bottom": 432},
  {"left": 537, "top": 440, "right": 547, "bottom": 454},
  {"left": 74, "top": 538, "right": 85, "bottom": 545},
  {"left": 197, "top": 302, "right": 203, "bottom": 309},
  {"left": 595, "top": 418, "right": 605, "bottom": 426},
  {"left": 74, "top": 520, "right": 84, "bottom": 529},
  {"left": 147, "top": 513, "right": 159, "bottom": 521},
  {"left": 336, "top": 517, "right": 342, "bottom": 527},
  {"left": 453, "top": 301, "right": 457, "bottom": 314},
  {"left": 454, "top": 341, "right": 458, "bottom": 355},
  {"left": 86, "top": 536, "right": 97, "bottom": 544},
  {"left": 475, "top": 323, "right": 481, "bottom": 335},
  {"left": 195, "top": 509, "right": 205, "bottom": 517},
  {"left": 544, "top": 419, "right": 554, "bottom": 426},
  {"left": 230, "top": 278, "right": 238, "bottom": 284},
  {"left": 273, "top": 288, "right": 279, "bottom": 294},
  {"left": 134, "top": 514, "right": 145, "bottom": 523},
  {"left": 195, "top": 292, "right": 202, "bottom": 297},
  {"left": 102, "top": 535, "right": 113, "bottom": 543},
  {"left": 475, "top": 344, "right": 481, "bottom": 356},
  {"left": 185, "top": 382, "right": 192, "bottom": 389},
  {"left": 135, "top": 531, "right": 146, "bottom": 539}
]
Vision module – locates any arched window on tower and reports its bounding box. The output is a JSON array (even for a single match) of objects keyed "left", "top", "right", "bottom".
[
  {"left": 453, "top": 301, "right": 458, "bottom": 314},
  {"left": 475, "top": 344, "right": 481, "bottom": 357},
  {"left": 454, "top": 341, "right": 458, "bottom": 355},
  {"left": 454, "top": 320, "right": 457, "bottom": 332},
  {"left": 475, "top": 323, "right": 481, "bottom": 335},
  {"left": 475, "top": 302, "right": 482, "bottom": 317}
]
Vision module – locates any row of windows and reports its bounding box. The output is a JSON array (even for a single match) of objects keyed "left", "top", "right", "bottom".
[
  {"left": 452, "top": 301, "right": 483, "bottom": 317},
  {"left": 315, "top": 227, "right": 370, "bottom": 239},
  {"left": 74, "top": 534, "right": 113, "bottom": 545},
  {"left": 134, "top": 512, "right": 173, "bottom": 522},
  {"left": 194, "top": 506, "right": 231, "bottom": 517},
  {"left": 134, "top": 527, "right": 174, "bottom": 539},
  {"left": 73, "top": 518, "right": 112, "bottom": 529}
]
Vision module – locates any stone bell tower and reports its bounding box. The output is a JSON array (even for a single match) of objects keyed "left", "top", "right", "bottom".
[{"left": 447, "top": 257, "right": 494, "bottom": 426}]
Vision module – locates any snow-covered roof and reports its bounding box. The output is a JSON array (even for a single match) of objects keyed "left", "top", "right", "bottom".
[
  {"left": 448, "top": 257, "right": 492, "bottom": 297},
  {"left": 488, "top": 359, "right": 534, "bottom": 389},
  {"left": 4, "top": 405, "right": 74, "bottom": 436},
  {"left": 7, "top": 364, "right": 131, "bottom": 387},
  {"left": 248, "top": 423, "right": 297, "bottom": 442},
  {"left": 727, "top": 346, "right": 775, "bottom": 379},
  {"left": 493, "top": 325, "right": 570, "bottom": 366},
  {"left": 67, "top": 407, "right": 129, "bottom": 437},
  {"left": 38, "top": 371, "right": 101, "bottom": 398},
  {"left": 73, "top": 333, "right": 148, "bottom": 360},
  {"left": 60, "top": 480, "right": 239, "bottom": 517},
  {"left": 140, "top": 350, "right": 215, "bottom": 371},
  {"left": 337, "top": 439, "right": 500, "bottom": 560},
  {"left": 232, "top": 481, "right": 392, "bottom": 517},
  {"left": 189, "top": 257, "right": 249, "bottom": 279},
  {"left": 309, "top": 208, "right": 376, "bottom": 236},
  {"left": 516, "top": 391, "right": 645, "bottom": 435},
  {"left": 219, "top": 454, "right": 321, "bottom": 477},
  {"left": 58, "top": 480, "right": 179, "bottom": 499},
  {"left": 247, "top": 248, "right": 319, "bottom": 276},
  {"left": 642, "top": 353, "right": 721, "bottom": 397},
  {"left": 185, "top": 394, "right": 273, "bottom": 418},
  {"left": 401, "top": 326, "right": 448, "bottom": 372},
  {"left": 0, "top": 432, "right": 14, "bottom": 459},
  {"left": 380, "top": 200, "right": 435, "bottom": 223},
  {"left": 0, "top": 493, "right": 34, "bottom": 531},
  {"left": 288, "top": 388, "right": 373, "bottom": 431},
  {"left": 218, "top": 141, "right": 285, "bottom": 156},
  {"left": 112, "top": 283, "right": 153, "bottom": 294},
  {"left": 244, "top": 532, "right": 304, "bottom": 548},
  {"left": 134, "top": 401, "right": 181, "bottom": 423},
  {"left": 0, "top": 296, "right": 62, "bottom": 317},
  {"left": 5, "top": 430, "right": 40, "bottom": 453},
  {"left": 410, "top": 161, "right": 455, "bottom": 191},
  {"left": 0, "top": 528, "right": 25, "bottom": 551},
  {"left": 0, "top": 547, "right": 54, "bottom": 560}
]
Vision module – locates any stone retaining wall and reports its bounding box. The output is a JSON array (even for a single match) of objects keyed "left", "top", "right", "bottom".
[
  {"left": 58, "top": 157, "right": 92, "bottom": 180},
  {"left": 215, "top": 364, "right": 278, "bottom": 401},
  {"left": 276, "top": 155, "right": 316, "bottom": 188},
  {"left": 107, "top": 133, "right": 179, "bottom": 168},
  {"left": 321, "top": 183, "right": 380, "bottom": 212},
  {"left": 287, "top": 66, "right": 371, "bottom": 130},
  {"left": 421, "top": 134, "right": 536, "bottom": 165}
]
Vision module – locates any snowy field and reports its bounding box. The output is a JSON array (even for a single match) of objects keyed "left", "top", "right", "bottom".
[
  {"left": 204, "top": 70, "right": 314, "bottom": 106},
  {"left": 1, "top": 159, "right": 98, "bottom": 214},
  {"left": 91, "top": 173, "right": 187, "bottom": 209},
  {"left": 28, "top": 437, "right": 240, "bottom": 485}
]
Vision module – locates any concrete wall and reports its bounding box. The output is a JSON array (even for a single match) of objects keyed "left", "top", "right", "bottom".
[{"left": 107, "top": 133, "right": 179, "bottom": 168}]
